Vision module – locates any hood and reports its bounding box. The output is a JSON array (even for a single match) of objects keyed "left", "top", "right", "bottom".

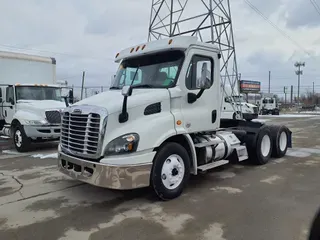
[
  {"left": 17, "top": 100, "right": 66, "bottom": 112},
  {"left": 73, "top": 88, "right": 170, "bottom": 114}
]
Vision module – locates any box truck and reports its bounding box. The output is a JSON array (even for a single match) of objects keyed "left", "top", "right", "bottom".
[{"left": 0, "top": 51, "right": 66, "bottom": 152}]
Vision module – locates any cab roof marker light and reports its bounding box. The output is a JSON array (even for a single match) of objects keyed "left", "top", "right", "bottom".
[
  {"left": 136, "top": 46, "right": 140, "bottom": 52},
  {"left": 116, "top": 53, "right": 120, "bottom": 58},
  {"left": 130, "top": 48, "right": 135, "bottom": 53},
  {"left": 168, "top": 39, "right": 173, "bottom": 45},
  {"left": 142, "top": 45, "right": 146, "bottom": 50}
]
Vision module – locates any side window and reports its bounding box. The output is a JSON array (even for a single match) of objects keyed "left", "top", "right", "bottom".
[
  {"left": 6, "top": 87, "right": 14, "bottom": 103},
  {"left": 186, "top": 55, "right": 213, "bottom": 90}
]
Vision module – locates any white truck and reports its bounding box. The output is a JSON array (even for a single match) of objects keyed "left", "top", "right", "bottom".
[
  {"left": 259, "top": 95, "right": 279, "bottom": 115},
  {"left": 0, "top": 51, "right": 67, "bottom": 152},
  {"left": 221, "top": 85, "right": 259, "bottom": 121},
  {"left": 58, "top": 36, "right": 292, "bottom": 200}
]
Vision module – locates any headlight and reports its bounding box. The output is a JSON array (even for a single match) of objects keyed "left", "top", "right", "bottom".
[
  {"left": 25, "top": 120, "right": 48, "bottom": 125},
  {"left": 104, "top": 133, "right": 139, "bottom": 156}
]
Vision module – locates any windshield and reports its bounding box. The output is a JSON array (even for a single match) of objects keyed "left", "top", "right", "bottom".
[
  {"left": 262, "top": 98, "right": 274, "bottom": 104},
  {"left": 232, "top": 95, "right": 245, "bottom": 102},
  {"left": 111, "top": 50, "right": 185, "bottom": 89},
  {"left": 16, "top": 86, "right": 62, "bottom": 101}
]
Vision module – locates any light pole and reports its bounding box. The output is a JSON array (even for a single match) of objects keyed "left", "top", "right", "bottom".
[{"left": 294, "top": 61, "right": 305, "bottom": 104}]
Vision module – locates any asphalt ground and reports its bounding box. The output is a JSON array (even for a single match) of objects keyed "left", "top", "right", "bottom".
[{"left": 0, "top": 114, "right": 320, "bottom": 240}]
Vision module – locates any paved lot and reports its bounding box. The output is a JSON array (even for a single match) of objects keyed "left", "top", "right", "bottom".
[{"left": 0, "top": 115, "right": 320, "bottom": 240}]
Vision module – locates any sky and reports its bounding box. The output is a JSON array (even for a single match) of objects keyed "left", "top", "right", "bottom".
[{"left": 1, "top": 0, "right": 320, "bottom": 98}]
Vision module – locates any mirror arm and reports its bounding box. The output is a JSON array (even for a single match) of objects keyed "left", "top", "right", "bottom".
[
  {"left": 119, "top": 95, "right": 129, "bottom": 123},
  {"left": 187, "top": 89, "right": 205, "bottom": 104}
]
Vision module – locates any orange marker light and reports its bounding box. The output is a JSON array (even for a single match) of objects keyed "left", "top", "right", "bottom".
[
  {"left": 168, "top": 39, "right": 173, "bottom": 45},
  {"left": 136, "top": 46, "right": 140, "bottom": 51},
  {"left": 115, "top": 53, "right": 120, "bottom": 58},
  {"left": 130, "top": 48, "right": 135, "bottom": 53},
  {"left": 142, "top": 45, "right": 146, "bottom": 50},
  {"left": 176, "top": 120, "right": 182, "bottom": 125}
]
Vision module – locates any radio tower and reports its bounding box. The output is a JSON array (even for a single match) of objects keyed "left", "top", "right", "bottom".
[{"left": 148, "top": 0, "right": 241, "bottom": 115}]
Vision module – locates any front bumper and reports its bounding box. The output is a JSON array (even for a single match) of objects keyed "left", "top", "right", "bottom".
[
  {"left": 243, "top": 113, "right": 258, "bottom": 120},
  {"left": 24, "top": 125, "right": 61, "bottom": 139},
  {"left": 58, "top": 151, "right": 155, "bottom": 190}
]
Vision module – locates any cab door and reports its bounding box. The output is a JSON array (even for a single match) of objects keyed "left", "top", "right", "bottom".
[
  {"left": 179, "top": 47, "right": 220, "bottom": 133},
  {"left": 4, "top": 86, "right": 16, "bottom": 123}
]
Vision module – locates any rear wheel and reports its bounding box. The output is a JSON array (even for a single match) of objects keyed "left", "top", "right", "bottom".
[
  {"left": 150, "top": 142, "right": 190, "bottom": 200},
  {"left": 247, "top": 126, "right": 273, "bottom": 165},
  {"left": 269, "top": 125, "right": 289, "bottom": 158},
  {"left": 13, "top": 125, "right": 30, "bottom": 152}
]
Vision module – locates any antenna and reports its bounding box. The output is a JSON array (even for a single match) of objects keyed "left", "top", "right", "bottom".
[{"left": 148, "top": 0, "right": 241, "bottom": 115}]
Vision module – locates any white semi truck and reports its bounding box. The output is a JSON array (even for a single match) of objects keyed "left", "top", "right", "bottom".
[
  {"left": 221, "top": 85, "right": 259, "bottom": 121},
  {"left": 0, "top": 51, "right": 67, "bottom": 152},
  {"left": 259, "top": 95, "right": 280, "bottom": 115},
  {"left": 58, "top": 37, "right": 292, "bottom": 200}
]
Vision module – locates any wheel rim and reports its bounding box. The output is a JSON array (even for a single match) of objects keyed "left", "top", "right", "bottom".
[
  {"left": 161, "top": 154, "right": 185, "bottom": 190},
  {"left": 15, "top": 130, "right": 22, "bottom": 148},
  {"left": 279, "top": 131, "right": 287, "bottom": 151},
  {"left": 261, "top": 134, "right": 271, "bottom": 157}
]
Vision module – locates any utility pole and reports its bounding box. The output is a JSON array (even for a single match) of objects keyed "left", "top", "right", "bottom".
[
  {"left": 290, "top": 85, "right": 293, "bottom": 104},
  {"left": 313, "top": 81, "right": 315, "bottom": 104},
  {"left": 284, "top": 86, "right": 287, "bottom": 104},
  {"left": 268, "top": 71, "right": 271, "bottom": 93},
  {"left": 294, "top": 61, "right": 305, "bottom": 104},
  {"left": 80, "top": 71, "right": 85, "bottom": 100}
]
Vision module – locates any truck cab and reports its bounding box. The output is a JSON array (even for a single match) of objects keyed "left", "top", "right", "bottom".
[
  {"left": 58, "top": 36, "right": 291, "bottom": 200},
  {"left": 221, "top": 91, "right": 259, "bottom": 121},
  {"left": 260, "top": 97, "right": 279, "bottom": 115},
  {"left": 0, "top": 84, "right": 66, "bottom": 151}
]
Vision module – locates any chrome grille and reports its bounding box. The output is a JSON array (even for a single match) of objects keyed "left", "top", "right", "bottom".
[
  {"left": 61, "top": 112, "right": 101, "bottom": 157},
  {"left": 253, "top": 107, "right": 259, "bottom": 114},
  {"left": 45, "top": 110, "right": 61, "bottom": 124}
]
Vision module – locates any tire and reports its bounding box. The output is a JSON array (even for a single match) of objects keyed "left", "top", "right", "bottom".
[
  {"left": 13, "top": 125, "right": 31, "bottom": 152},
  {"left": 150, "top": 142, "right": 191, "bottom": 200},
  {"left": 232, "top": 111, "right": 242, "bottom": 120},
  {"left": 269, "top": 125, "right": 289, "bottom": 158},
  {"left": 247, "top": 126, "right": 273, "bottom": 165},
  {"left": 309, "top": 208, "right": 320, "bottom": 240}
]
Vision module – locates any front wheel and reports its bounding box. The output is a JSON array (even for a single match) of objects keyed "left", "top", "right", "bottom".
[
  {"left": 150, "top": 142, "right": 190, "bottom": 200},
  {"left": 13, "top": 125, "right": 30, "bottom": 152}
]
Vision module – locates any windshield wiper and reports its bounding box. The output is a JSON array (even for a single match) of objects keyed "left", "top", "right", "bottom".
[
  {"left": 109, "top": 86, "right": 121, "bottom": 90},
  {"left": 131, "top": 84, "right": 154, "bottom": 89}
]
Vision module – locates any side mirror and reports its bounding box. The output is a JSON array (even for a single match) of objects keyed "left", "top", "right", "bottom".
[
  {"left": 9, "top": 98, "right": 14, "bottom": 105},
  {"left": 198, "top": 62, "right": 211, "bottom": 89},
  {"left": 121, "top": 85, "right": 132, "bottom": 97}
]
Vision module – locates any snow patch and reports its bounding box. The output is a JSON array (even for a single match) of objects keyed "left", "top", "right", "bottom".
[
  {"left": 2, "top": 150, "right": 20, "bottom": 155},
  {"left": 261, "top": 114, "right": 317, "bottom": 118},
  {"left": 211, "top": 172, "right": 236, "bottom": 179},
  {"left": 210, "top": 186, "right": 242, "bottom": 194},
  {"left": 260, "top": 175, "right": 283, "bottom": 184},
  {"left": 31, "top": 153, "right": 58, "bottom": 159},
  {"left": 60, "top": 202, "right": 193, "bottom": 239},
  {"left": 202, "top": 223, "right": 226, "bottom": 240}
]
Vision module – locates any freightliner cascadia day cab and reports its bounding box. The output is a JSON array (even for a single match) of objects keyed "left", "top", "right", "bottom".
[
  {"left": 0, "top": 51, "right": 66, "bottom": 152},
  {"left": 58, "top": 36, "right": 292, "bottom": 200},
  {"left": 221, "top": 84, "right": 259, "bottom": 121}
]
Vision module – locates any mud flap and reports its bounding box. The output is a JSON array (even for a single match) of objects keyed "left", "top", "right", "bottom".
[{"left": 287, "top": 129, "right": 292, "bottom": 148}]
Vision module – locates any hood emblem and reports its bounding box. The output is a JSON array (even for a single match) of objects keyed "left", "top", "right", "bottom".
[{"left": 73, "top": 109, "right": 82, "bottom": 114}]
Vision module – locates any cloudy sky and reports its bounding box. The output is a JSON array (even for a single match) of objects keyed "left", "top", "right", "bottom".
[{"left": 1, "top": 0, "right": 320, "bottom": 98}]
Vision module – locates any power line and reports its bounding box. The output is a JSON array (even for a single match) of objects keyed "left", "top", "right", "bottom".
[
  {"left": 243, "top": 0, "right": 312, "bottom": 57},
  {"left": 309, "top": 0, "right": 320, "bottom": 16}
]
